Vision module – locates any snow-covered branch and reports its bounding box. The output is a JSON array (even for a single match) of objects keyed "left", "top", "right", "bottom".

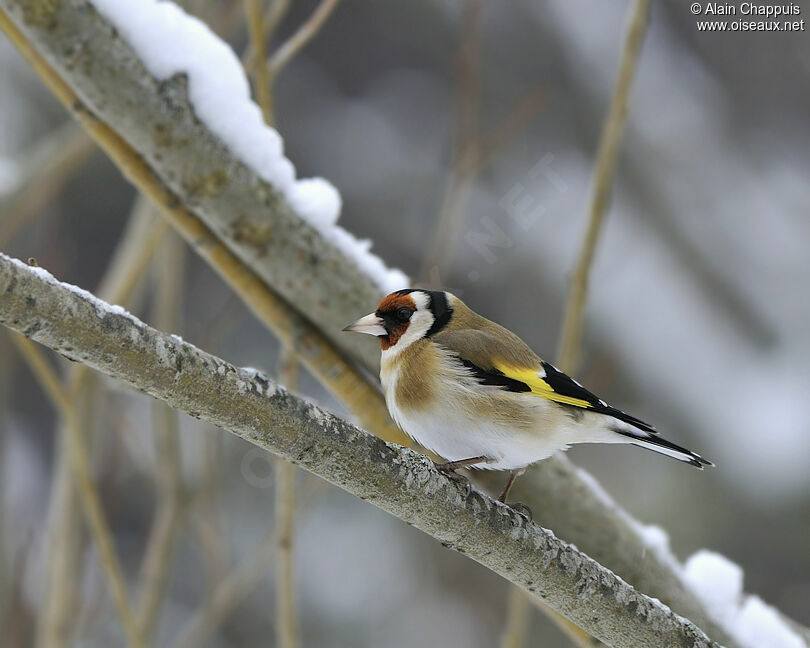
[
  {"left": 0, "top": 252, "right": 721, "bottom": 648},
  {"left": 0, "top": 0, "right": 403, "bottom": 375}
]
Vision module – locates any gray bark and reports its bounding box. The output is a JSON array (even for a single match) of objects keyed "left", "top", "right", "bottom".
[{"left": 0, "top": 253, "right": 721, "bottom": 648}]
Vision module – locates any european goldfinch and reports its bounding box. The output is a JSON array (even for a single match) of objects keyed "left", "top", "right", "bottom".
[{"left": 343, "top": 289, "right": 712, "bottom": 503}]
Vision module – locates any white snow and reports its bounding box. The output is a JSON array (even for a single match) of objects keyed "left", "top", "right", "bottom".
[
  {"left": 90, "top": 0, "right": 408, "bottom": 294},
  {"left": 631, "top": 522, "right": 684, "bottom": 574},
  {"left": 4, "top": 254, "right": 141, "bottom": 325},
  {"left": 609, "top": 503, "right": 808, "bottom": 648},
  {"left": 683, "top": 551, "right": 805, "bottom": 648},
  {"left": 736, "top": 597, "right": 806, "bottom": 648},
  {"left": 683, "top": 550, "right": 744, "bottom": 628}
]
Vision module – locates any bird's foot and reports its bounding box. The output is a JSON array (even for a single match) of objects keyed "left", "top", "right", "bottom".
[
  {"left": 509, "top": 502, "right": 533, "bottom": 521},
  {"left": 433, "top": 462, "right": 472, "bottom": 496}
]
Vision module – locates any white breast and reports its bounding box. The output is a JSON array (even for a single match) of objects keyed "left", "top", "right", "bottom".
[{"left": 380, "top": 348, "right": 616, "bottom": 471}]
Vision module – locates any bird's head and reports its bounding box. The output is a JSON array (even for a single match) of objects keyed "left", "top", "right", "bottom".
[{"left": 342, "top": 289, "right": 454, "bottom": 352}]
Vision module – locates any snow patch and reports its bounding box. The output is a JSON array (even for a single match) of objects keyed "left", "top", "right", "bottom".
[
  {"left": 90, "top": 0, "right": 408, "bottom": 294},
  {"left": 683, "top": 550, "right": 804, "bottom": 648},
  {"left": 736, "top": 597, "right": 806, "bottom": 648}
]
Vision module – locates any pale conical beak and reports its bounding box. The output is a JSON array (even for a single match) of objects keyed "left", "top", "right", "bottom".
[{"left": 342, "top": 313, "right": 387, "bottom": 336}]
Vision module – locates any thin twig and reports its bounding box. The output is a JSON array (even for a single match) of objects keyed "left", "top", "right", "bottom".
[
  {"left": 556, "top": 0, "right": 651, "bottom": 373},
  {"left": 263, "top": 0, "right": 291, "bottom": 39},
  {"left": 68, "top": 197, "right": 167, "bottom": 399},
  {"left": 240, "top": 0, "right": 290, "bottom": 70},
  {"left": 245, "top": 0, "right": 274, "bottom": 125},
  {"left": 275, "top": 461, "right": 297, "bottom": 648},
  {"left": 193, "top": 431, "right": 230, "bottom": 602},
  {"left": 419, "top": 0, "right": 545, "bottom": 284},
  {"left": 477, "top": 87, "right": 546, "bottom": 168},
  {"left": 267, "top": 0, "right": 341, "bottom": 77},
  {"left": 92, "top": 199, "right": 168, "bottom": 317},
  {"left": 419, "top": 0, "right": 483, "bottom": 283},
  {"left": 136, "top": 231, "right": 186, "bottom": 643},
  {"left": 37, "top": 423, "right": 83, "bottom": 648},
  {"left": 10, "top": 335, "right": 145, "bottom": 648},
  {"left": 499, "top": 586, "right": 530, "bottom": 648},
  {"left": 171, "top": 525, "right": 278, "bottom": 648},
  {"left": 455, "top": 0, "right": 483, "bottom": 156},
  {"left": 11, "top": 335, "right": 71, "bottom": 412},
  {"left": 276, "top": 347, "right": 300, "bottom": 648},
  {"left": 0, "top": 123, "right": 95, "bottom": 246}
]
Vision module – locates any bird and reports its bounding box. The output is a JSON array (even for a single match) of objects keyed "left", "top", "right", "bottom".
[{"left": 343, "top": 289, "right": 712, "bottom": 506}]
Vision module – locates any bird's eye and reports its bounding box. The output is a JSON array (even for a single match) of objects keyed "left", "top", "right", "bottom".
[{"left": 396, "top": 307, "right": 414, "bottom": 321}]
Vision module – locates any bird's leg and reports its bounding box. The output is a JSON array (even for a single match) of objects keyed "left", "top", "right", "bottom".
[
  {"left": 497, "top": 471, "right": 518, "bottom": 503},
  {"left": 498, "top": 470, "right": 532, "bottom": 521},
  {"left": 434, "top": 456, "right": 488, "bottom": 472},
  {"left": 433, "top": 456, "right": 488, "bottom": 494}
]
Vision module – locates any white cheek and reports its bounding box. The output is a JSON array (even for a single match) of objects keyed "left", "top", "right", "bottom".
[
  {"left": 381, "top": 313, "right": 432, "bottom": 356},
  {"left": 410, "top": 311, "right": 432, "bottom": 332}
]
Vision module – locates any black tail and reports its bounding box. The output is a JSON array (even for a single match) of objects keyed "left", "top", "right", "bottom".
[{"left": 613, "top": 428, "right": 714, "bottom": 469}]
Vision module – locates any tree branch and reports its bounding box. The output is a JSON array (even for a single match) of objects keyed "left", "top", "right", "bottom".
[
  {"left": 275, "top": 347, "right": 300, "bottom": 648},
  {"left": 136, "top": 230, "right": 186, "bottom": 643},
  {"left": 267, "top": 0, "right": 342, "bottom": 78},
  {"left": 0, "top": 253, "right": 721, "bottom": 648},
  {"left": 245, "top": 0, "right": 274, "bottom": 125},
  {"left": 0, "top": 0, "right": 385, "bottom": 374},
  {"left": 556, "top": 0, "right": 651, "bottom": 373}
]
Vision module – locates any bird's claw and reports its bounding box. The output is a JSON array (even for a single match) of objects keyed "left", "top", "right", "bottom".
[
  {"left": 434, "top": 463, "right": 472, "bottom": 496},
  {"left": 510, "top": 502, "right": 533, "bottom": 521}
]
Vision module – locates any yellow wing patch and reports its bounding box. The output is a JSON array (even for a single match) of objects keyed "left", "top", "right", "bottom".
[{"left": 494, "top": 364, "right": 593, "bottom": 409}]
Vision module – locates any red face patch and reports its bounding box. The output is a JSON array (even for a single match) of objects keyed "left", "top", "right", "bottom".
[{"left": 375, "top": 292, "right": 417, "bottom": 350}]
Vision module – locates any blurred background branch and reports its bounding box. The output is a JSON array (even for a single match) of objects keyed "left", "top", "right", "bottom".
[
  {"left": 556, "top": 0, "right": 650, "bottom": 374},
  {"left": 0, "top": 122, "right": 94, "bottom": 247},
  {"left": 10, "top": 334, "right": 144, "bottom": 648},
  {"left": 136, "top": 229, "right": 186, "bottom": 644},
  {"left": 419, "top": 0, "right": 545, "bottom": 285},
  {"left": 275, "top": 348, "right": 301, "bottom": 648}
]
